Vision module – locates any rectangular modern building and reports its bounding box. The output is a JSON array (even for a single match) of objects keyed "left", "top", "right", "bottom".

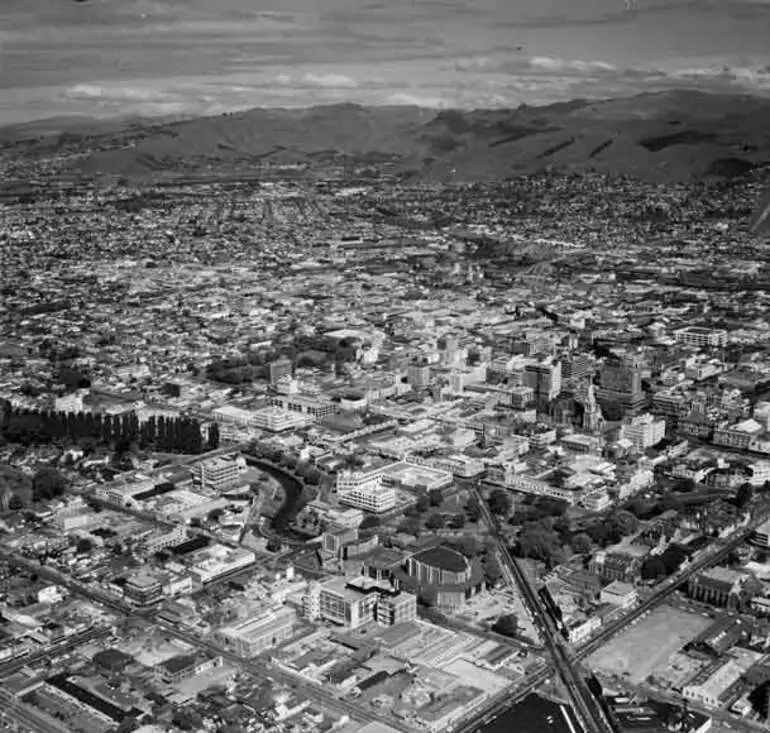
[{"left": 215, "top": 606, "right": 296, "bottom": 657}]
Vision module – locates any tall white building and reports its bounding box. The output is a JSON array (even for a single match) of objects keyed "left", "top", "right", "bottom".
[
  {"left": 193, "top": 456, "right": 243, "bottom": 491},
  {"left": 620, "top": 414, "right": 666, "bottom": 452}
]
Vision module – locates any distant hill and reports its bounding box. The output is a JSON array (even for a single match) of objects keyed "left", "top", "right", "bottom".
[{"left": 2, "top": 90, "right": 770, "bottom": 184}]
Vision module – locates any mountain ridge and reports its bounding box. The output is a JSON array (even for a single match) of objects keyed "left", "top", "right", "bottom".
[{"left": 2, "top": 89, "right": 769, "bottom": 184}]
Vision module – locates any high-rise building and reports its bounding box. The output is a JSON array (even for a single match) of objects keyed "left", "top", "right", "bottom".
[
  {"left": 268, "top": 357, "right": 293, "bottom": 386},
  {"left": 523, "top": 356, "right": 562, "bottom": 402},
  {"left": 407, "top": 363, "right": 431, "bottom": 390},
  {"left": 596, "top": 354, "right": 647, "bottom": 416},
  {"left": 562, "top": 353, "right": 591, "bottom": 382},
  {"left": 442, "top": 334, "right": 460, "bottom": 365},
  {"left": 619, "top": 413, "right": 666, "bottom": 451}
]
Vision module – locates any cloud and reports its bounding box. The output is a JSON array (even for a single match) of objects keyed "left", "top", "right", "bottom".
[
  {"left": 301, "top": 73, "right": 359, "bottom": 88},
  {"left": 65, "top": 83, "right": 169, "bottom": 101},
  {"left": 449, "top": 51, "right": 770, "bottom": 95},
  {"left": 529, "top": 56, "right": 617, "bottom": 73},
  {"left": 452, "top": 54, "right": 619, "bottom": 76},
  {"left": 272, "top": 72, "right": 360, "bottom": 89}
]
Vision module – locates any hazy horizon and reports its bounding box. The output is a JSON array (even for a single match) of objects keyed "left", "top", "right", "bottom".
[{"left": 1, "top": 0, "right": 770, "bottom": 126}]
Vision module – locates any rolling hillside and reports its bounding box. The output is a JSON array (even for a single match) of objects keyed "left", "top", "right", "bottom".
[{"left": 2, "top": 90, "right": 770, "bottom": 184}]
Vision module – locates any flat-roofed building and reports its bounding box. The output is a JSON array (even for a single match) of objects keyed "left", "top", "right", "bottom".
[
  {"left": 674, "top": 327, "right": 728, "bottom": 348},
  {"left": 193, "top": 455, "right": 242, "bottom": 491},
  {"left": 269, "top": 393, "right": 338, "bottom": 419},
  {"left": 155, "top": 653, "right": 221, "bottom": 683},
  {"left": 317, "top": 577, "right": 379, "bottom": 629},
  {"left": 215, "top": 606, "right": 296, "bottom": 657},
  {"left": 251, "top": 406, "right": 314, "bottom": 432},
  {"left": 599, "top": 580, "right": 638, "bottom": 609},
  {"left": 124, "top": 571, "right": 163, "bottom": 610},
  {"left": 620, "top": 413, "right": 666, "bottom": 452},
  {"left": 376, "top": 591, "right": 417, "bottom": 626}
]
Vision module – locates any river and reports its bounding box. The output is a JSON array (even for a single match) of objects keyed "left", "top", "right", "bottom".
[{"left": 246, "top": 459, "right": 306, "bottom": 538}]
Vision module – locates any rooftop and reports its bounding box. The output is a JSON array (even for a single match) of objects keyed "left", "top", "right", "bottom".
[{"left": 410, "top": 545, "right": 469, "bottom": 574}]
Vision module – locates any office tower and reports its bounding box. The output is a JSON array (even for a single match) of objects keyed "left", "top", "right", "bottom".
[
  {"left": 523, "top": 356, "right": 562, "bottom": 402},
  {"left": 407, "top": 362, "right": 431, "bottom": 390},
  {"left": 269, "top": 357, "right": 293, "bottom": 386},
  {"left": 596, "top": 354, "right": 647, "bottom": 416}
]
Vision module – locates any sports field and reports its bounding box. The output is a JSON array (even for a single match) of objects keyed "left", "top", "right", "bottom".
[{"left": 587, "top": 605, "right": 711, "bottom": 684}]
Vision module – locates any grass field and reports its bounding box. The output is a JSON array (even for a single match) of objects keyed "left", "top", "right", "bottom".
[{"left": 587, "top": 605, "right": 712, "bottom": 684}]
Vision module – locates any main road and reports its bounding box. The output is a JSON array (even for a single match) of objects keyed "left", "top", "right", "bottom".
[{"left": 471, "top": 483, "right": 614, "bottom": 733}]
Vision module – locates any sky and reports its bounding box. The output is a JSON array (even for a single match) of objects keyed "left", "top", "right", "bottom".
[{"left": 1, "top": 0, "right": 770, "bottom": 124}]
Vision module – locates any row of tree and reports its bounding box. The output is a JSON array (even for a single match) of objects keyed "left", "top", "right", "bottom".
[{"left": 0, "top": 404, "right": 217, "bottom": 455}]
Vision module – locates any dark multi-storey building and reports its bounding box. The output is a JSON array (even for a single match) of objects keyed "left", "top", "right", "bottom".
[{"left": 596, "top": 354, "right": 647, "bottom": 416}]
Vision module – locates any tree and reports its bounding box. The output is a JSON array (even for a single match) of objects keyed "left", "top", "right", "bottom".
[
  {"left": 488, "top": 488, "right": 511, "bottom": 516},
  {"left": 428, "top": 488, "right": 444, "bottom": 507},
  {"left": 482, "top": 553, "right": 503, "bottom": 586},
  {"left": 516, "top": 526, "right": 560, "bottom": 565},
  {"left": 659, "top": 493, "right": 679, "bottom": 513},
  {"left": 465, "top": 500, "right": 481, "bottom": 523},
  {"left": 570, "top": 532, "right": 593, "bottom": 554},
  {"left": 586, "top": 521, "right": 620, "bottom": 548},
  {"left": 425, "top": 513, "right": 445, "bottom": 531},
  {"left": 415, "top": 493, "right": 430, "bottom": 513},
  {"left": 641, "top": 556, "right": 667, "bottom": 581},
  {"left": 736, "top": 483, "right": 754, "bottom": 509},
  {"left": 492, "top": 613, "right": 518, "bottom": 637},
  {"left": 537, "top": 497, "right": 568, "bottom": 517},
  {"left": 207, "top": 508, "right": 225, "bottom": 522},
  {"left": 448, "top": 513, "right": 466, "bottom": 530},
  {"left": 266, "top": 538, "right": 282, "bottom": 553},
  {"left": 609, "top": 509, "right": 639, "bottom": 537},
  {"left": 306, "top": 468, "right": 321, "bottom": 485},
  {"left": 32, "top": 467, "right": 66, "bottom": 501},
  {"left": 76, "top": 538, "right": 93, "bottom": 554},
  {"left": 359, "top": 515, "right": 381, "bottom": 531},
  {"left": 627, "top": 497, "right": 649, "bottom": 518},
  {"left": 8, "top": 494, "right": 23, "bottom": 511},
  {"left": 554, "top": 515, "right": 571, "bottom": 542},
  {"left": 674, "top": 477, "right": 696, "bottom": 493},
  {"left": 398, "top": 517, "right": 421, "bottom": 536}
]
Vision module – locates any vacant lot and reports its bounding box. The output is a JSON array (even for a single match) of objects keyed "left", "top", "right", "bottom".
[{"left": 587, "top": 605, "right": 711, "bottom": 684}]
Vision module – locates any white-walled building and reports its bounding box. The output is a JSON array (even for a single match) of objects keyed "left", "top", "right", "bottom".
[
  {"left": 193, "top": 455, "right": 244, "bottom": 491},
  {"left": 673, "top": 326, "right": 728, "bottom": 348},
  {"left": 620, "top": 414, "right": 666, "bottom": 452}
]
